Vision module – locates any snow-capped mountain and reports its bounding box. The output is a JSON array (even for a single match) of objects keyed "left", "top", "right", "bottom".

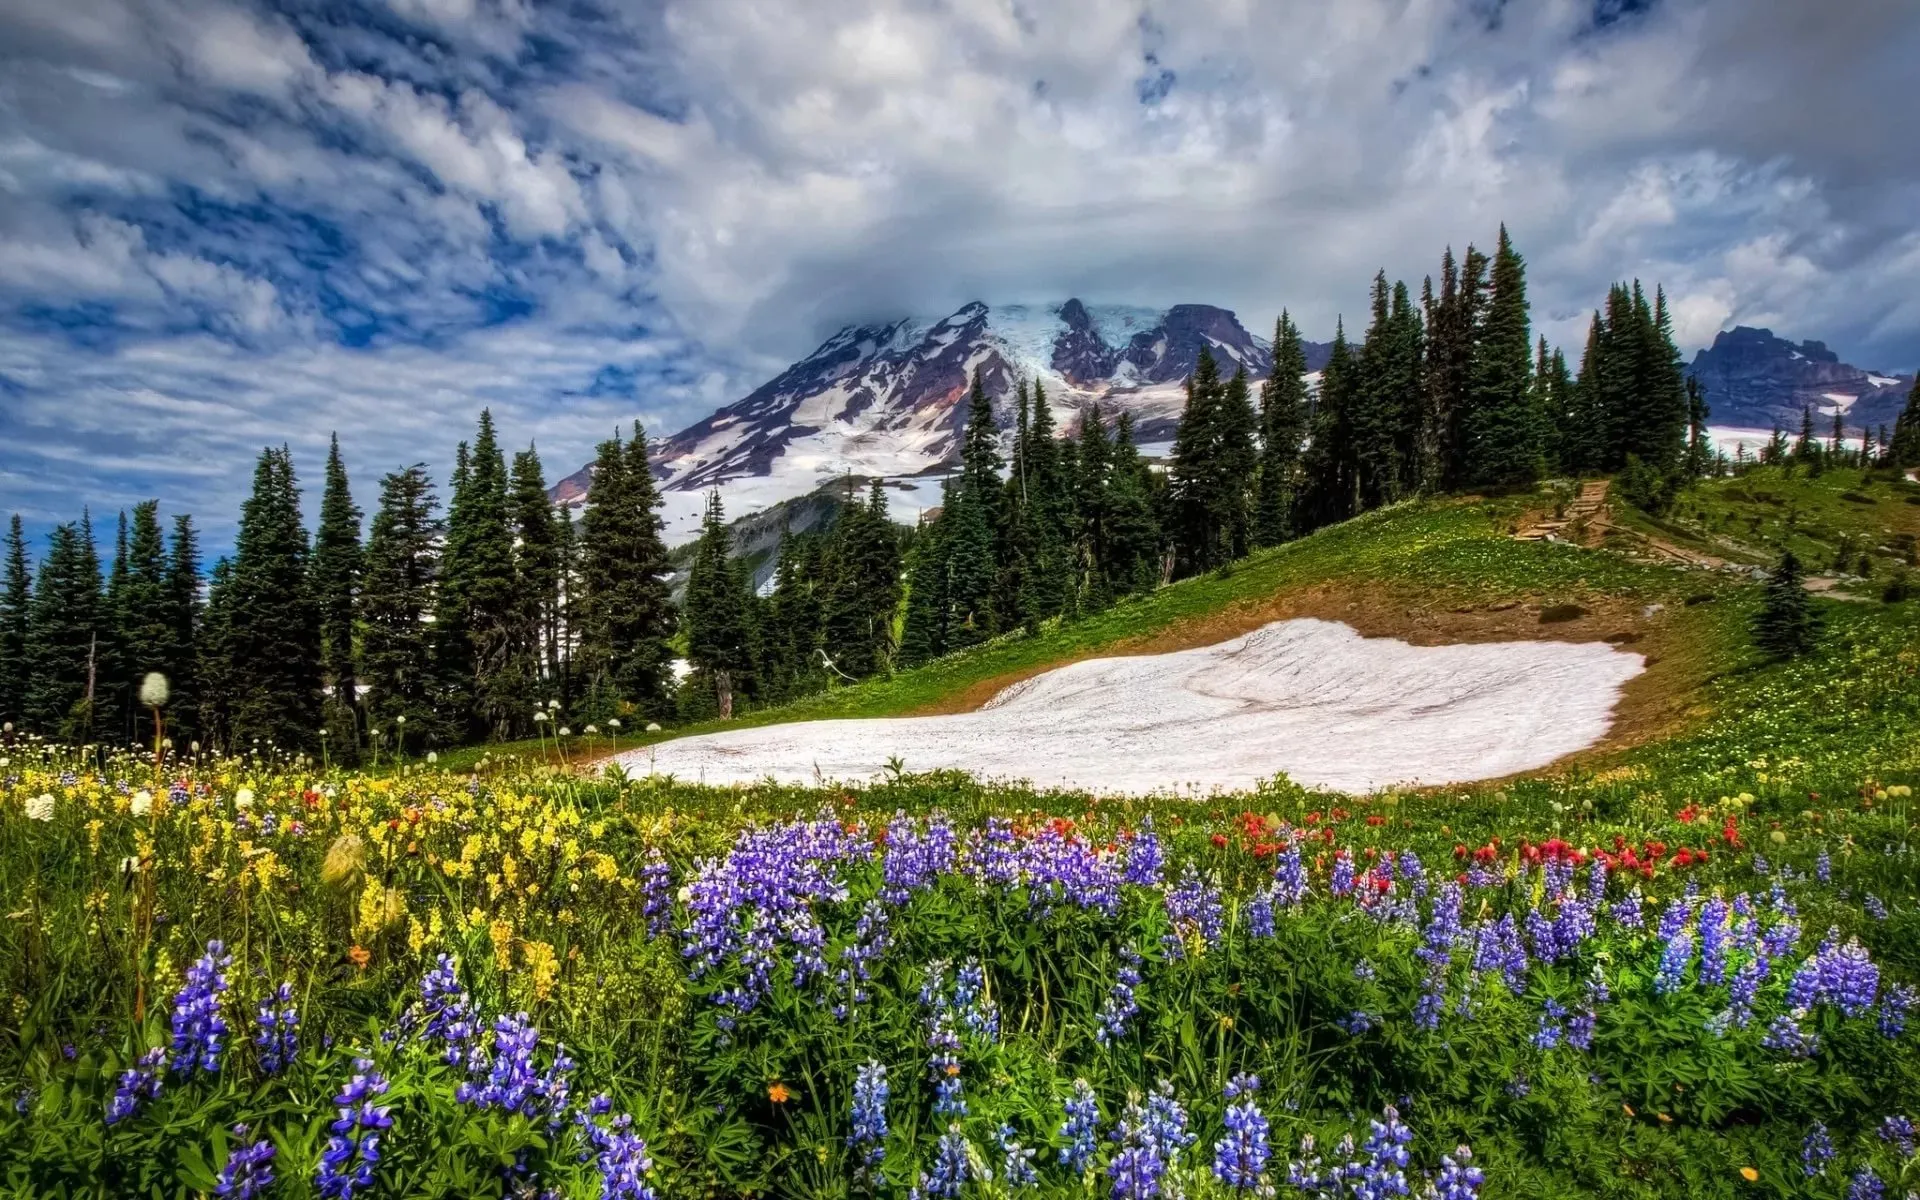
[
  {"left": 1689, "top": 327, "right": 1913, "bottom": 432},
  {"left": 554, "top": 300, "right": 1332, "bottom": 545}
]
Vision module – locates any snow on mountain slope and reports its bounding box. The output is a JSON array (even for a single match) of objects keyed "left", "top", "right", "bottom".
[{"left": 555, "top": 300, "right": 1332, "bottom": 545}]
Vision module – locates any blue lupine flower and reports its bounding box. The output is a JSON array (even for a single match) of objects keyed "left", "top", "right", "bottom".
[
  {"left": 882, "top": 813, "right": 958, "bottom": 905},
  {"left": 1357, "top": 1106, "right": 1414, "bottom": 1198},
  {"left": 1847, "top": 1168, "right": 1884, "bottom": 1200},
  {"left": 1654, "top": 929, "right": 1691, "bottom": 995},
  {"left": 216, "top": 1125, "right": 276, "bottom": 1199},
  {"left": 105, "top": 1047, "right": 167, "bottom": 1125},
  {"left": 848, "top": 1061, "right": 889, "bottom": 1174},
  {"left": 1143, "top": 1081, "right": 1196, "bottom": 1163},
  {"left": 640, "top": 849, "right": 673, "bottom": 938},
  {"left": 254, "top": 982, "right": 298, "bottom": 1075},
  {"left": 1878, "top": 1113, "right": 1915, "bottom": 1157},
  {"left": 1609, "top": 887, "right": 1645, "bottom": 929},
  {"left": 1762, "top": 1012, "right": 1821, "bottom": 1058},
  {"left": 457, "top": 1012, "right": 573, "bottom": 1121},
  {"left": 1059, "top": 1079, "right": 1100, "bottom": 1172},
  {"left": 1880, "top": 984, "right": 1914, "bottom": 1039},
  {"left": 1433, "top": 1145, "right": 1484, "bottom": 1200},
  {"left": 834, "top": 900, "right": 892, "bottom": 1020},
  {"left": 1815, "top": 850, "right": 1831, "bottom": 884},
  {"left": 1533, "top": 1000, "right": 1567, "bottom": 1049},
  {"left": 1164, "top": 865, "right": 1225, "bottom": 954},
  {"left": 916, "top": 1125, "right": 969, "bottom": 1200},
  {"left": 316, "top": 1059, "right": 392, "bottom": 1199},
  {"left": 1353, "top": 959, "right": 1377, "bottom": 981},
  {"left": 170, "top": 939, "right": 232, "bottom": 1075},
  {"left": 578, "top": 1109, "right": 658, "bottom": 1200},
  {"left": 1330, "top": 852, "right": 1356, "bottom": 898},
  {"left": 1697, "top": 897, "right": 1731, "bottom": 985},
  {"left": 412, "top": 955, "right": 479, "bottom": 1066},
  {"left": 1124, "top": 817, "right": 1164, "bottom": 887},
  {"left": 1273, "top": 840, "right": 1309, "bottom": 907},
  {"left": 1212, "top": 1076, "right": 1269, "bottom": 1190},
  {"left": 1108, "top": 1145, "right": 1164, "bottom": 1200},
  {"left": 1096, "top": 947, "right": 1143, "bottom": 1047},
  {"left": 1864, "top": 893, "right": 1888, "bottom": 921},
  {"left": 1245, "top": 886, "right": 1275, "bottom": 938},
  {"left": 998, "top": 1124, "right": 1038, "bottom": 1189},
  {"left": 1802, "top": 1122, "right": 1834, "bottom": 1176}
]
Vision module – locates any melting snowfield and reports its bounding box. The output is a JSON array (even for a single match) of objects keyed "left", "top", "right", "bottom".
[{"left": 617, "top": 619, "right": 1645, "bottom": 795}]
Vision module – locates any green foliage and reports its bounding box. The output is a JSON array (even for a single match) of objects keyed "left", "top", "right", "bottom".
[
  {"left": 360, "top": 464, "right": 444, "bottom": 743},
  {"left": 223, "top": 447, "right": 323, "bottom": 753},
  {"left": 1753, "top": 551, "right": 1821, "bottom": 660},
  {"left": 23, "top": 516, "right": 106, "bottom": 741},
  {"left": 0, "top": 516, "right": 32, "bottom": 730},
  {"left": 577, "top": 425, "right": 675, "bottom": 722},
  {"left": 1256, "top": 312, "right": 1310, "bottom": 545},
  {"left": 683, "top": 490, "right": 756, "bottom": 718},
  {"left": 1465, "top": 226, "right": 1543, "bottom": 488},
  {"left": 314, "top": 433, "right": 364, "bottom": 718}
]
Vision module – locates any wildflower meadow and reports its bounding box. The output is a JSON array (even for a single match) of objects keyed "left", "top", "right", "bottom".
[{"left": 2, "top": 725, "right": 1918, "bottom": 1199}]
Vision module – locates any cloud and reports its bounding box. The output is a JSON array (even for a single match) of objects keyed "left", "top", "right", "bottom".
[{"left": 0, "top": 0, "right": 1917, "bottom": 554}]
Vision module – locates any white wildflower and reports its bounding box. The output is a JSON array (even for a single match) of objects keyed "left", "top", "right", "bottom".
[
  {"left": 25, "top": 793, "right": 54, "bottom": 822},
  {"left": 130, "top": 790, "right": 153, "bottom": 817},
  {"left": 139, "top": 672, "right": 170, "bottom": 708}
]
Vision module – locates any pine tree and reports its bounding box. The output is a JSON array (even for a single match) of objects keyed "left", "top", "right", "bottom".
[
  {"left": 1753, "top": 550, "right": 1820, "bottom": 659},
  {"left": 117, "top": 501, "right": 172, "bottom": 747},
  {"left": 1830, "top": 409, "right": 1847, "bottom": 463},
  {"left": 0, "top": 515, "right": 30, "bottom": 729},
  {"left": 198, "top": 558, "right": 235, "bottom": 748},
  {"left": 1445, "top": 247, "right": 1490, "bottom": 486},
  {"left": 23, "top": 520, "right": 107, "bottom": 739},
  {"left": 1256, "top": 311, "right": 1309, "bottom": 544},
  {"left": 1023, "top": 381, "right": 1077, "bottom": 624},
  {"left": 898, "top": 500, "right": 951, "bottom": 669},
  {"left": 1103, "top": 413, "right": 1164, "bottom": 594},
  {"left": 1167, "top": 348, "right": 1254, "bottom": 574},
  {"left": 577, "top": 427, "right": 675, "bottom": 720},
  {"left": 1893, "top": 375, "right": 1920, "bottom": 468},
  {"left": 1075, "top": 404, "right": 1114, "bottom": 605},
  {"left": 226, "top": 447, "right": 322, "bottom": 753},
  {"left": 313, "top": 434, "right": 363, "bottom": 717},
  {"left": 822, "top": 481, "right": 902, "bottom": 676},
  {"left": 164, "top": 515, "right": 202, "bottom": 746},
  {"left": 994, "top": 384, "right": 1036, "bottom": 629},
  {"left": 509, "top": 446, "right": 561, "bottom": 718},
  {"left": 763, "top": 524, "right": 827, "bottom": 696},
  {"left": 942, "top": 374, "right": 1001, "bottom": 641},
  {"left": 1684, "top": 376, "right": 1714, "bottom": 480},
  {"left": 102, "top": 511, "right": 131, "bottom": 742},
  {"left": 1353, "top": 271, "right": 1410, "bottom": 507},
  {"left": 438, "top": 410, "right": 520, "bottom": 738},
  {"left": 360, "top": 465, "right": 443, "bottom": 739},
  {"left": 1793, "top": 404, "right": 1818, "bottom": 468},
  {"left": 1465, "top": 225, "right": 1540, "bottom": 487},
  {"left": 1301, "top": 321, "right": 1358, "bottom": 531},
  {"left": 683, "top": 491, "right": 756, "bottom": 718},
  {"left": 553, "top": 502, "right": 580, "bottom": 712}
]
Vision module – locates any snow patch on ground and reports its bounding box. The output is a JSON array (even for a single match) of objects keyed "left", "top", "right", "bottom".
[
  {"left": 1867, "top": 374, "right": 1903, "bottom": 388},
  {"left": 617, "top": 619, "right": 1644, "bottom": 795},
  {"left": 1707, "top": 425, "right": 1778, "bottom": 461}
]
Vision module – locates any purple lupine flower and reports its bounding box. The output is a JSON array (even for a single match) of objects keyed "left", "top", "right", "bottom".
[
  {"left": 1108, "top": 1145, "right": 1165, "bottom": 1200},
  {"left": 917, "top": 1125, "right": 970, "bottom": 1199},
  {"left": 1059, "top": 1079, "right": 1101, "bottom": 1173},
  {"left": 105, "top": 1047, "right": 167, "bottom": 1125},
  {"left": 255, "top": 982, "right": 298, "bottom": 1075},
  {"left": 1655, "top": 929, "right": 1691, "bottom": 995},
  {"left": 640, "top": 849, "right": 673, "bottom": 938},
  {"left": 1341, "top": 1010, "right": 1375, "bottom": 1035},
  {"left": 883, "top": 812, "right": 957, "bottom": 904},
  {"left": 577, "top": 1109, "right": 658, "bottom": 1200},
  {"left": 1655, "top": 897, "right": 1691, "bottom": 942},
  {"left": 1330, "top": 852, "right": 1356, "bottom": 899},
  {"left": 1533, "top": 1000, "right": 1567, "bottom": 1050},
  {"left": 1245, "top": 886, "right": 1275, "bottom": 938},
  {"left": 1142, "top": 1081, "right": 1196, "bottom": 1163},
  {"left": 998, "top": 1124, "right": 1038, "bottom": 1189},
  {"left": 1762, "top": 1013, "right": 1820, "bottom": 1058},
  {"left": 1880, "top": 983, "right": 1914, "bottom": 1039},
  {"left": 1697, "top": 897, "right": 1731, "bottom": 985},
  {"left": 1273, "top": 841, "right": 1309, "bottom": 907},
  {"left": 1124, "top": 817, "right": 1164, "bottom": 887},
  {"left": 1472, "top": 914, "right": 1528, "bottom": 995},
  {"left": 1433, "top": 1145, "right": 1484, "bottom": 1200},
  {"left": 833, "top": 900, "right": 891, "bottom": 1021},
  {"left": 1358, "top": 1106, "right": 1414, "bottom": 1198},
  {"left": 1213, "top": 1075, "right": 1269, "bottom": 1190},
  {"left": 1864, "top": 893, "right": 1889, "bottom": 921},
  {"left": 1878, "top": 1114, "right": 1916, "bottom": 1157},
  {"left": 1724, "top": 954, "right": 1769, "bottom": 1028},
  {"left": 316, "top": 1059, "right": 392, "bottom": 1199},
  {"left": 848, "top": 1062, "right": 888, "bottom": 1176},
  {"left": 216, "top": 1125, "right": 276, "bottom": 1199},
  {"left": 1164, "top": 865, "right": 1225, "bottom": 954},
  {"left": 1096, "top": 946, "right": 1143, "bottom": 1047},
  {"left": 1609, "top": 887, "right": 1645, "bottom": 930},
  {"left": 170, "top": 939, "right": 232, "bottom": 1075},
  {"left": 1824, "top": 940, "right": 1881, "bottom": 1016},
  {"left": 1802, "top": 1122, "right": 1834, "bottom": 1176},
  {"left": 1847, "top": 1168, "right": 1884, "bottom": 1200},
  {"left": 1815, "top": 850, "right": 1831, "bottom": 884}
]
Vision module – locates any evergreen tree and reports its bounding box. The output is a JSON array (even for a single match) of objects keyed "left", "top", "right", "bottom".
[
  {"left": 1023, "top": 381, "right": 1077, "bottom": 624},
  {"left": 1830, "top": 409, "right": 1847, "bottom": 463},
  {"left": 438, "top": 410, "right": 520, "bottom": 738},
  {"left": 509, "top": 447, "right": 561, "bottom": 714},
  {"left": 1353, "top": 272, "right": 1417, "bottom": 507},
  {"left": 683, "top": 491, "right": 756, "bottom": 718},
  {"left": 1793, "top": 404, "right": 1819, "bottom": 468},
  {"left": 1256, "top": 311, "right": 1309, "bottom": 544},
  {"left": 117, "top": 501, "right": 172, "bottom": 747},
  {"left": 198, "top": 558, "right": 235, "bottom": 749},
  {"left": 898, "top": 499, "right": 952, "bottom": 668},
  {"left": 577, "top": 427, "right": 675, "bottom": 720},
  {"left": 822, "top": 481, "right": 902, "bottom": 676},
  {"left": 102, "top": 511, "right": 131, "bottom": 742},
  {"left": 1075, "top": 404, "right": 1114, "bottom": 605},
  {"left": 1753, "top": 550, "right": 1820, "bottom": 659},
  {"left": 0, "top": 515, "right": 30, "bottom": 729},
  {"left": 994, "top": 384, "right": 1037, "bottom": 629},
  {"left": 960, "top": 370, "right": 1003, "bottom": 503},
  {"left": 1684, "top": 376, "right": 1714, "bottom": 480},
  {"left": 763, "top": 524, "right": 827, "bottom": 696},
  {"left": 225, "top": 447, "right": 322, "bottom": 753},
  {"left": 1892, "top": 375, "right": 1920, "bottom": 468},
  {"left": 1464, "top": 225, "right": 1540, "bottom": 487},
  {"left": 941, "top": 374, "right": 1001, "bottom": 642},
  {"left": 313, "top": 434, "right": 363, "bottom": 716},
  {"left": 23, "top": 520, "right": 106, "bottom": 739},
  {"left": 1301, "top": 321, "right": 1358, "bottom": 531},
  {"left": 553, "top": 503, "right": 580, "bottom": 712},
  {"left": 163, "top": 515, "right": 202, "bottom": 746},
  {"left": 1103, "top": 414, "right": 1164, "bottom": 594},
  {"left": 1167, "top": 349, "right": 1254, "bottom": 573},
  {"left": 1419, "top": 247, "right": 1484, "bottom": 489},
  {"left": 359, "top": 465, "right": 443, "bottom": 741}
]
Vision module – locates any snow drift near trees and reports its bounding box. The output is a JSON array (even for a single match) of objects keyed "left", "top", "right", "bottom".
[{"left": 616, "top": 618, "right": 1645, "bottom": 795}]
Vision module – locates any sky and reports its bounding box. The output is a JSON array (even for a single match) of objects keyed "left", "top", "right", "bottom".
[{"left": 3, "top": 0, "right": 1918, "bottom": 556}]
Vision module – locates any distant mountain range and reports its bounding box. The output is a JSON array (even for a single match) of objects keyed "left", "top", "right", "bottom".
[
  {"left": 1689, "top": 326, "right": 1912, "bottom": 432},
  {"left": 552, "top": 300, "right": 1330, "bottom": 544},
  {"left": 553, "top": 303, "right": 1912, "bottom": 545}
]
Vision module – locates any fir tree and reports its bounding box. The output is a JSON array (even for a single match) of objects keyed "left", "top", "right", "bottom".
[
  {"left": 1022, "top": 381, "right": 1076, "bottom": 625},
  {"left": 1075, "top": 404, "right": 1114, "bottom": 605},
  {"left": 1256, "top": 311, "right": 1309, "bottom": 544},
  {"left": 1684, "top": 376, "right": 1714, "bottom": 480},
  {"left": 1793, "top": 404, "right": 1818, "bottom": 468},
  {"left": 822, "top": 481, "right": 902, "bottom": 676},
  {"left": 198, "top": 558, "right": 235, "bottom": 749},
  {"left": 225, "top": 447, "right": 322, "bottom": 753},
  {"left": 102, "top": 511, "right": 131, "bottom": 742},
  {"left": 1753, "top": 550, "right": 1820, "bottom": 659},
  {"left": 117, "top": 501, "right": 172, "bottom": 747},
  {"left": 23, "top": 520, "right": 106, "bottom": 739},
  {"left": 1353, "top": 272, "right": 1415, "bottom": 507},
  {"left": 313, "top": 434, "right": 363, "bottom": 716},
  {"left": 1167, "top": 349, "right": 1254, "bottom": 574},
  {"left": 683, "top": 491, "right": 756, "bottom": 718},
  {"left": 438, "top": 410, "right": 520, "bottom": 738},
  {"left": 1464, "top": 225, "right": 1540, "bottom": 487},
  {"left": 1892, "top": 375, "right": 1920, "bottom": 468},
  {"left": 1301, "top": 321, "right": 1358, "bottom": 531},
  {"left": 0, "top": 515, "right": 30, "bottom": 729},
  {"left": 1103, "top": 414, "right": 1163, "bottom": 594},
  {"left": 164, "top": 515, "right": 202, "bottom": 746},
  {"left": 1830, "top": 409, "right": 1847, "bottom": 463},
  {"left": 509, "top": 446, "right": 561, "bottom": 713},
  {"left": 359, "top": 465, "right": 443, "bottom": 740},
  {"left": 577, "top": 426, "right": 675, "bottom": 720},
  {"left": 897, "top": 501, "right": 951, "bottom": 669}
]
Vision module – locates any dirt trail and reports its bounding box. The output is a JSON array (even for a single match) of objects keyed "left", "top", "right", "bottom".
[{"left": 1515, "top": 479, "right": 1610, "bottom": 543}]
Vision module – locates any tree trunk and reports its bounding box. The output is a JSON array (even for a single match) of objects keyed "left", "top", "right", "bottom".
[{"left": 715, "top": 668, "right": 733, "bottom": 720}]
